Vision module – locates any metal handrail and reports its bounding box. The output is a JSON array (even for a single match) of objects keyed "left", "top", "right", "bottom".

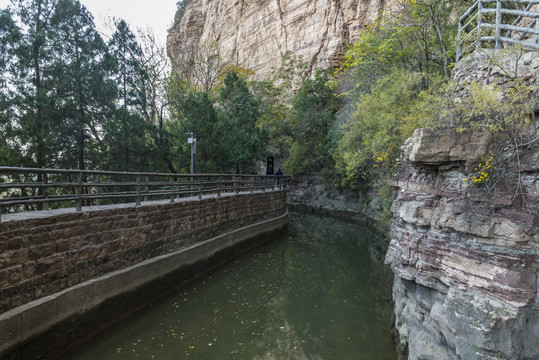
[
  {"left": 456, "top": 0, "right": 539, "bottom": 62},
  {"left": 0, "top": 166, "right": 289, "bottom": 221}
]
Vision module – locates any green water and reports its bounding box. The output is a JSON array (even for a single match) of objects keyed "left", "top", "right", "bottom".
[{"left": 62, "top": 212, "right": 396, "bottom": 360}]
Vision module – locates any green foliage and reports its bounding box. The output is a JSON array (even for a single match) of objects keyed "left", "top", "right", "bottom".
[
  {"left": 270, "top": 51, "right": 309, "bottom": 94},
  {"left": 177, "top": 91, "right": 220, "bottom": 173},
  {"left": 0, "top": 8, "right": 19, "bottom": 77},
  {"left": 0, "top": 0, "right": 177, "bottom": 173},
  {"left": 284, "top": 68, "right": 341, "bottom": 179},
  {"left": 420, "top": 79, "right": 537, "bottom": 133},
  {"left": 174, "top": 71, "right": 267, "bottom": 174},
  {"left": 108, "top": 19, "right": 146, "bottom": 112},
  {"left": 250, "top": 51, "right": 309, "bottom": 160},
  {"left": 50, "top": 0, "right": 116, "bottom": 170},
  {"left": 106, "top": 19, "right": 153, "bottom": 171},
  {"left": 329, "top": 0, "right": 472, "bottom": 223},
  {"left": 336, "top": 0, "right": 467, "bottom": 94},
  {"left": 216, "top": 71, "right": 267, "bottom": 173},
  {"left": 0, "top": 8, "right": 24, "bottom": 166},
  {"left": 335, "top": 70, "right": 428, "bottom": 187},
  {"left": 338, "top": 19, "right": 413, "bottom": 90},
  {"left": 250, "top": 78, "right": 292, "bottom": 151}
]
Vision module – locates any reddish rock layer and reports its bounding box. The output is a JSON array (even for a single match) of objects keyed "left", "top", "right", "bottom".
[{"left": 386, "top": 127, "right": 538, "bottom": 360}]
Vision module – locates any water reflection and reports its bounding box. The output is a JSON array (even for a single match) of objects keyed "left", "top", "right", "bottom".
[{"left": 62, "top": 212, "right": 396, "bottom": 360}]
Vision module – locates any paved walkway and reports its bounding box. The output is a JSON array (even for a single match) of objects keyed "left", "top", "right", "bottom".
[{"left": 0, "top": 188, "right": 285, "bottom": 222}]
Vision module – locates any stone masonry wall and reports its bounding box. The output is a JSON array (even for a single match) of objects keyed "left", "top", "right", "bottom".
[{"left": 0, "top": 191, "right": 287, "bottom": 315}]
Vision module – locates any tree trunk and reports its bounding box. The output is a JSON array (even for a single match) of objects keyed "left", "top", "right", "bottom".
[{"left": 34, "top": 0, "right": 45, "bottom": 209}]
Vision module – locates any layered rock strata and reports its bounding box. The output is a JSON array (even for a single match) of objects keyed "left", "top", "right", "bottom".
[
  {"left": 167, "top": 0, "right": 388, "bottom": 78},
  {"left": 385, "top": 126, "right": 538, "bottom": 359}
]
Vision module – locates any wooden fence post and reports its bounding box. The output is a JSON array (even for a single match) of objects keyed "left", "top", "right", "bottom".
[
  {"left": 43, "top": 172, "right": 49, "bottom": 211},
  {"left": 96, "top": 173, "right": 101, "bottom": 206},
  {"left": 170, "top": 176, "right": 175, "bottom": 203},
  {"left": 145, "top": 176, "right": 149, "bottom": 202},
  {"left": 136, "top": 175, "right": 141, "bottom": 206},
  {"left": 76, "top": 171, "right": 82, "bottom": 212}
]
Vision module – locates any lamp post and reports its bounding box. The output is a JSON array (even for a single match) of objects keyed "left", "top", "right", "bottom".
[
  {"left": 186, "top": 131, "right": 196, "bottom": 175},
  {"left": 186, "top": 132, "right": 196, "bottom": 192}
]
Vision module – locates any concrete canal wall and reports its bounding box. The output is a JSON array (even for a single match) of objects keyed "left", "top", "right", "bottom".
[{"left": 0, "top": 191, "right": 288, "bottom": 359}]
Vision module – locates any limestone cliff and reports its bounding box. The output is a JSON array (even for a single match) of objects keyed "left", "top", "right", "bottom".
[
  {"left": 167, "top": 0, "right": 387, "bottom": 78},
  {"left": 385, "top": 51, "right": 539, "bottom": 359}
]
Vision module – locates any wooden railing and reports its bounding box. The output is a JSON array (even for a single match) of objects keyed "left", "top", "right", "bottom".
[
  {"left": 0, "top": 167, "right": 289, "bottom": 221},
  {"left": 457, "top": 0, "right": 539, "bottom": 62}
]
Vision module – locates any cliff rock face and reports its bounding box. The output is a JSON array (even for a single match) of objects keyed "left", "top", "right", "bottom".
[
  {"left": 386, "top": 51, "right": 539, "bottom": 359},
  {"left": 167, "top": 0, "right": 387, "bottom": 78}
]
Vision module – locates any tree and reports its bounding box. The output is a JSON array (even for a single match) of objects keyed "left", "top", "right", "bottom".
[
  {"left": 169, "top": 41, "right": 227, "bottom": 95},
  {"left": 250, "top": 51, "right": 309, "bottom": 159},
  {"left": 108, "top": 19, "right": 146, "bottom": 112},
  {"left": 326, "top": 0, "right": 470, "bottom": 216},
  {"left": 136, "top": 27, "right": 171, "bottom": 127},
  {"left": 105, "top": 19, "right": 149, "bottom": 171},
  {"left": 175, "top": 71, "right": 267, "bottom": 174},
  {"left": 1, "top": 0, "right": 180, "bottom": 174},
  {"left": 49, "top": 0, "right": 115, "bottom": 170},
  {"left": 5, "top": 0, "right": 60, "bottom": 170},
  {"left": 337, "top": 0, "right": 468, "bottom": 95},
  {"left": 335, "top": 70, "right": 427, "bottom": 187},
  {"left": 0, "top": 8, "right": 23, "bottom": 165},
  {"left": 0, "top": 8, "right": 19, "bottom": 80},
  {"left": 284, "top": 68, "right": 341, "bottom": 179},
  {"left": 135, "top": 27, "right": 177, "bottom": 173},
  {"left": 216, "top": 71, "right": 267, "bottom": 173},
  {"left": 178, "top": 91, "right": 220, "bottom": 173}
]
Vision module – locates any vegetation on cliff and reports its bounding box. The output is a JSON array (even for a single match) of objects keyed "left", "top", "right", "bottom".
[{"left": 273, "top": 0, "right": 536, "bottom": 224}]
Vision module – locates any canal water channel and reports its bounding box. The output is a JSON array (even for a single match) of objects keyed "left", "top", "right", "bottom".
[{"left": 61, "top": 211, "right": 397, "bottom": 360}]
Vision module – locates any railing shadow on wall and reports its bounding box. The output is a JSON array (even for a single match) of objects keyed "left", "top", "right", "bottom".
[
  {"left": 457, "top": 0, "right": 539, "bottom": 62},
  {"left": 0, "top": 166, "right": 289, "bottom": 221}
]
